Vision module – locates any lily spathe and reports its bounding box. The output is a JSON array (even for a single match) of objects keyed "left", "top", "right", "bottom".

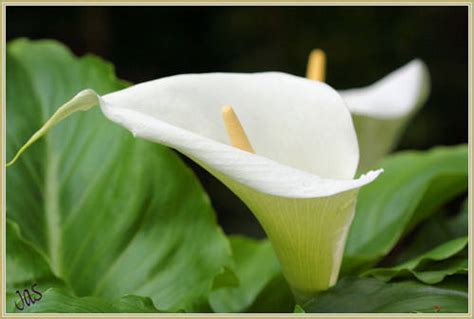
[{"left": 8, "top": 59, "right": 430, "bottom": 303}]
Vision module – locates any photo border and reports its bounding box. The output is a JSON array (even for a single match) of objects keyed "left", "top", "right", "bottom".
[{"left": 0, "top": 2, "right": 471, "bottom": 318}]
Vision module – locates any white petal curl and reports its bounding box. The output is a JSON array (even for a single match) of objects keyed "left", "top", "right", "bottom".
[
  {"left": 99, "top": 72, "right": 382, "bottom": 199},
  {"left": 340, "top": 59, "right": 430, "bottom": 119},
  {"left": 339, "top": 60, "right": 430, "bottom": 171}
]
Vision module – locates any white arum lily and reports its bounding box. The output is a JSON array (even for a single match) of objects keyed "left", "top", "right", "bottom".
[
  {"left": 8, "top": 72, "right": 383, "bottom": 303},
  {"left": 307, "top": 50, "right": 431, "bottom": 171}
]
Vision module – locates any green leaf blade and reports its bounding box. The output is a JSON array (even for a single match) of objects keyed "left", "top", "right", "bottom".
[
  {"left": 7, "top": 38, "right": 232, "bottom": 312},
  {"left": 303, "top": 277, "right": 468, "bottom": 313},
  {"left": 362, "top": 237, "right": 468, "bottom": 284},
  {"left": 209, "top": 236, "right": 285, "bottom": 313},
  {"left": 21, "top": 288, "right": 162, "bottom": 313},
  {"left": 343, "top": 145, "right": 468, "bottom": 274}
]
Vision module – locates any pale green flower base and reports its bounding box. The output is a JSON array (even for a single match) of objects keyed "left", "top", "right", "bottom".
[
  {"left": 212, "top": 172, "right": 359, "bottom": 304},
  {"left": 353, "top": 114, "right": 406, "bottom": 172},
  {"left": 340, "top": 59, "right": 431, "bottom": 171}
]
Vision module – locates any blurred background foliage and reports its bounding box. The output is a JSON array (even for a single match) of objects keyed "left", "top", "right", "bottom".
[{"left": 7, "top": 6, "right": 468, "bottom": 237}]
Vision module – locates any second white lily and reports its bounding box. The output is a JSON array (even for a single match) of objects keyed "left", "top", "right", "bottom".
[{"left": 306, "top": 49, "right": 431, "bottom": 171}]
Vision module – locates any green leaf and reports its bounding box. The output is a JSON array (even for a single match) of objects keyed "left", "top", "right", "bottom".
[
  {"left": 446, "top": 198, "right": 469, "bottom": 238},
  {"left": 6, "top": 219, "right": 69, "bottom": 312},
  {"left": 434, "top": 275, "right": 468, "bottom": 293},
  {"left": 362, "top": 237, "right": 468, "bottom": 284},
  {"left": 246, "top": 273, "right": 294, "bottom": 313},
  {"left": 6, "top": 219, "right": 57, "bottom": 288},
  {"left": 22, "top": 288, "right": 161, "bottom": 313},
  {"left": 111, "top": 295, "right": 163, "bottom": 313},
  {"left": 303, "top": 277, "right": 468, "bottom": 313},
  {"left": 392, "top": 199, "right": 468, "bottom": 264},
  {"left": 212, "top": 266, "right": 240, "bottom": 290},
  {"left": 209, "top": 236, "right": 284, "bottom": 312},
  {"left": 7, "top": 38, "right": 231, "bottom": 312},
  {"left": 407, "top": 258, "right": 468, "bottom": 284},
  {"left": 343, "top": 145, "right": 468, "bottom": 274}
]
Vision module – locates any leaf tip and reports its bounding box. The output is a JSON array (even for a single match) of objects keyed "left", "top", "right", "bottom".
[
  {"left": 5, "top": 89, "right": 100, "bottom": 168},
  {"left": 6, "top": 159, "right": 15, "bottom": 168},
  {"left": 6, "top": 147, "right": 27, "bottom": 168}
]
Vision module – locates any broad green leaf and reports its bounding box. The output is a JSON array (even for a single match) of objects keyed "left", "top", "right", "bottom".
[
  {"left": 112, "top": 295, "right": 164, "bottom": 313},
  {"left": 434, "top": 275, "right": 469, "bottom": 293},
  {"left": 343, "top": 145, "right": 468, "bottom": 274},
  {"left": 406, "top": 258, "right": 467, "bottom": 284},
  {"left": 6, "top": 219, "right": 69, "bottom": 313},
  {"left": 209, "top": 236, "right": 284, "bottom": 313},
  {"left": 22, "top": 288, "right": 161, "bottom": 313},
  {"left": 362, "top": 237, "right": 468, "bottom": 284},
  {"left": 246, "top": 273, "right": 294, "bottom": 313},
  {"left": 303, "top": 277, "right": 468, "bottom": 313},
  {"left": 446, "top": 198, "right": 469, "bottom": 238},
  {"left": 7, "top": 280, "right": 70, "bottom": 313},
  {"left": 392, "top": 199, "right": 468, "bottom": 264},
  {"left": 6, "top": 219, "right": 57, "bottom": 288},
  {"left": 212, "top": 266, "right": 240, "bottom": 290},
  {"left": 405, "top": 175, "right": 467, "bottom": 232},
  {"left": 7, "top": 38, "right": 231, "bottom": 312},
  {"left": 6, "top": 292, "right": 18, "bottom": 313}
]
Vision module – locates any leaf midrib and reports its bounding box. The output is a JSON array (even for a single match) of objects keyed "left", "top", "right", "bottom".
[{"left": 44, "top": 120, "right": 62, "bottom": 276}]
